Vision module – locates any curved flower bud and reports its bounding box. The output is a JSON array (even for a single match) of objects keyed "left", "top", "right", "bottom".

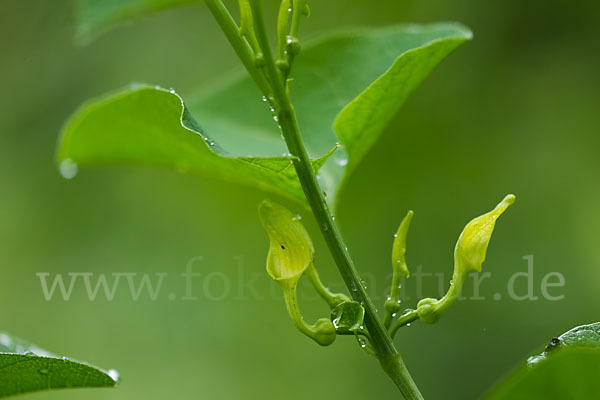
[
  {"left": 454, "top": 194, "right": 516, "bottom": 275},
  {"left": 383, "top": 210, "right": 413, "bottom": 328},
  {"left": 259, "top": 200, "right": 335, "bottom": 346},
  {"left": 392, "top": 210, "right": 413, "bottom": 279},
  {"left": 416, "top": 194, "right": 516, "bottom": 324}
]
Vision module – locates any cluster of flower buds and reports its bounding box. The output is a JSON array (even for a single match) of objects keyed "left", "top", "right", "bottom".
[
  {"left": 384, "top": 194, "right": 516, "bottom": 335},
  {"left": 260, "top": 194, "right": 515, "bottom": 346}
]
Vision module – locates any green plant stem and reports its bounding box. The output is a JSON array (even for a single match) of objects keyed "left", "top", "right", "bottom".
[
  {"left": 276, "top": 0, "right": 291, "bottom": 62},
  {"left": 306, "top": 263, "right": 349, "bottom": 308},
  {"left": 207, "top": 1, "right": 423, "bottom": 398},
  {"left": 383, "top": 307, "right": 395, "bottom": 330},
  {"left": 205, "top": 0, "right": 273, "bottom": 103},
  {"left": 389, "top": 310, "right": 419, "bottom": 338},
  {"left": 246, "top": 1, "right": 423, "bottom": 399}
]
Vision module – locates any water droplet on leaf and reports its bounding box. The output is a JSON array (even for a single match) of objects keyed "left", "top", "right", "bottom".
[
  {"left": 59, "top": 159, "right": 78, "bottom": 180},
  {"left": 108, "top": 369, "right": 120, "bottom": 383}
]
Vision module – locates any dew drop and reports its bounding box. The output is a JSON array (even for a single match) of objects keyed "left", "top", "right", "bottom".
[
  {"left": 0, "top": 334, "right": 13, "bottom": 348},
  {"left": 59, "top": 159, "right": 78, "bottom": 180},
  {"left": 527, "top": 355, "right": 545, "bottom": 367},
  {"left": 337, "top": 158, "right": 348, "bottom": 166},
  {"left": 38, "top": 369, "right": 49, "bottom": 375},
  {"left": 107, "top": 369, "right": 121, "bottom": 383}
]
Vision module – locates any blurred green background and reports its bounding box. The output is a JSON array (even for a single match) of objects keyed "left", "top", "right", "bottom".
[{"left": 1, "top": 0, "right": 599, "bottom": 399}]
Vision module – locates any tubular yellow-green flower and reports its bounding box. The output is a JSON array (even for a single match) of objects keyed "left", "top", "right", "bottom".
[
  {"left": 259, "top": 200, "right": 335, "bottom": 346},
  {"left": 259, "top": 200, "right": 313, "bottom": 283}
]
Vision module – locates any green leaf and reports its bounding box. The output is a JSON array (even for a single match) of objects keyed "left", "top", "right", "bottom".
[
  {"left": 330, "top": 301, "right": 365, "bottom": 335},
  {"left": 485, "top": 348, "right": 600, "bottom": 400},
  {"left": 527, "top": 322, "right": 600, "bottom": 365},
  {"left": 75, "top": 0, "right": 202, "bottom": 43},
  {"left": 187, "top": 23, "right": 472, "bottom": 205},
  {"left": 0, "top": 332, "right": 118, "bottom": 398},
  {"left": 57, "top": 85, "right": 334, "bottom": 206},
  {"left": 60, "top": 24, "right": 470, "bottom": 206}
]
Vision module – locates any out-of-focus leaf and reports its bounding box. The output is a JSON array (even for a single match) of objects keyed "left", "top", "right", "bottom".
[
  {"left": 330, "top": 301, "right": 365, "bottom": 334},
  {"left": 0, "top": 332, "right": 118, "bottom": 398},
  {"left": 75, "top": 0, "right": 201, "bottom": 43},
  {"left": 485, "top": 348, "right": 600, "bottom": 400},
  {"left": 57, "top": 85, "right": 334, "bottom": 206},
  {"left": 527, "top": 322, "right": 600, "bottom": 365},
  {"left": 187, "top": 23, "right": 472, "bottom": 206}
]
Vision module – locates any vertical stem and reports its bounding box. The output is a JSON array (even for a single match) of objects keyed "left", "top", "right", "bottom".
[
  {"left": 247, "top": 1, "right": 423, "bottom": 399},
  {"left": 207, "top": 1, "right": 424, "bottom": 398}
]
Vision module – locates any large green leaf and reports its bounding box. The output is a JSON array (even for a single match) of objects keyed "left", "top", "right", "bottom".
[
  {"left": 485, "top": 348, "right": 600, "bottom": 399},
  {"left": 75, "top": 0, "right": 201, "bottom": 43},
  {"left": 187, "top": 23, "right": 471, "bottom": 205},
  {"left": 58, "top": 84, "right": 334, "bottom": 205},
  {"left": 59, "top": 24, "right": 470, "bottom": 206},
  {"left": 0, "top": 332, "right": 118, "bottom": 398}
]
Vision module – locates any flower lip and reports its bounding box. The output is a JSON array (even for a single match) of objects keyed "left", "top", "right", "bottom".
[{"left": 259, "top": 200, "right": 314, "bottom": 282}]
